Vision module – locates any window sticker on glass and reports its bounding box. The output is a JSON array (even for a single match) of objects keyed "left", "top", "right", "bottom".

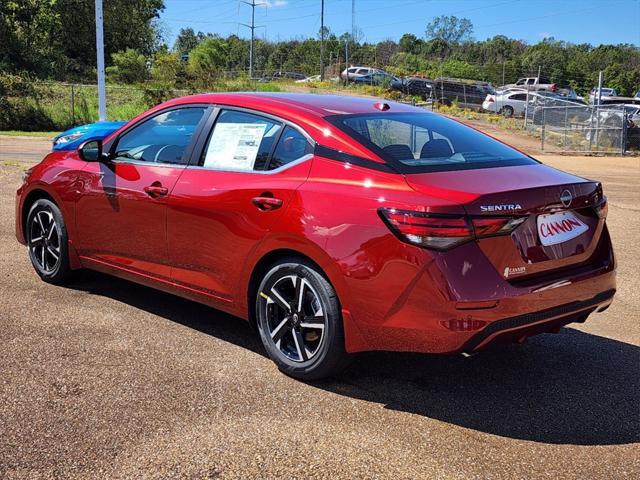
[{"left": 204, "top": 123, "right": 267, "bottom": 170}]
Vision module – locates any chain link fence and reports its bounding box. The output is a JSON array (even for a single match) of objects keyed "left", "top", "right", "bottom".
[{"left": 523, "top": 96, "right": 637, "bottom": 154}]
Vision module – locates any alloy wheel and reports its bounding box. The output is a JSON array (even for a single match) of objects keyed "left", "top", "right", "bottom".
[
  {"left": 29, "top": 208, "right": 61, "bottom": 274},
  {"left": 261, "top": 274, "right": 327, "bottom": 363}
]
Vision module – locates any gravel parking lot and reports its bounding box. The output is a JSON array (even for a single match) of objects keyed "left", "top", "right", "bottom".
[{"left": 1, "top": 135, "right": 638, "bottom": 479}]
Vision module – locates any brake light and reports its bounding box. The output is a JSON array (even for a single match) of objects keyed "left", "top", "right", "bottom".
[
  {"left": 471, "top": 216, "right": 527, "bottom": 236},
  {"left": 486, "top": 95, "right": 495, "bottom": 103},
  {"left": 550, "top": 83, "right": 557, "bottom": 92},
  {"left": 378, "top": 209, "right": 473, "bottom": 250},
  {"left": 379, "top": 208, "right": 526, "bottom": 251}
]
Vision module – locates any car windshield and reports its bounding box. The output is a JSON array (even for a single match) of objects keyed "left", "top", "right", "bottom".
[{"left": 328, "top": 112, "right": 537, "bottom": 173}]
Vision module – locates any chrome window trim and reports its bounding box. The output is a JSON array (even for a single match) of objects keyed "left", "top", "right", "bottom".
[
  {"left": 192, "top": 104, "right": 316, "bottom": 175},
  {"left": 109, "top": 158, "right": 189, "bottom": 169},
  {"left": 186, "top": 153, "right": 313, "bottom": 175}
]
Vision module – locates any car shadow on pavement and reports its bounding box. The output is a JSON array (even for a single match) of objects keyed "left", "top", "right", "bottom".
[
  {"left": 69, "top": 271, "right": 639, "bottom": 447},
  {"left": 69, "top": 270, "right": 265, "bottom": 356},
  {"left": 320, "top": 331, "right": 640, "bottom": 446}
]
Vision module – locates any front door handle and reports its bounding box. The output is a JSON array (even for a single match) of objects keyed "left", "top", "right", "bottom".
[
  {"left": 252, "top": 195, "right": 283, "bottom": 211},
  {"left": 144, "top": 183, "right": 169, "bottom": 197}
]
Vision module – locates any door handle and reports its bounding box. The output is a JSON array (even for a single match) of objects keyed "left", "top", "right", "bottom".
[
  {"left": 252, "top": 195, "right": 283, "bottom": 211},
  {"left": 144, "top": 183, "right": 169, "bottom": 197}
]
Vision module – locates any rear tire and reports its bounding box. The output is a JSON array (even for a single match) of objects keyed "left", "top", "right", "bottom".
[
  {"left": 255, "top": 258, "right": 352, "bottom": 381},
  {"left": 26, "top": 199, "right": 73, "bottom": 285},
  {"left": 502, "top": 105, "right": 514, "bottom": 118}
]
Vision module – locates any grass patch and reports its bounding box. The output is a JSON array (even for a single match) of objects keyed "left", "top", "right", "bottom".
[{"left": 0, "top": 130, "right": 59, "bottom": 137}]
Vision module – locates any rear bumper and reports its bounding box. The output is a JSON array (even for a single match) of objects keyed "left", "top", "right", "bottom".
[
  {"left": 459, "top": 288, "right": 615, "bottom": 354},
  {"left": 342, "top": 226, "right": 616, "bottom": 354}
]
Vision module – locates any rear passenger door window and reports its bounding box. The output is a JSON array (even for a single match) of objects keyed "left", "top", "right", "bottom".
[
  {"left": 201, "top": 110, "right": 282, "bottom": 171},
  {"left": 268, "top": 126, "right": 314, "bottom": 170}
]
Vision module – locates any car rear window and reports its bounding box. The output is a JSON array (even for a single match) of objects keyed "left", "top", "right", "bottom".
[{"left": 327, "top": 112, "right": 538, "bottom": 173}]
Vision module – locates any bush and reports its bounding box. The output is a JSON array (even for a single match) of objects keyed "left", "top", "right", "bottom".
[{"left": 106, "top": 49, "right": 149, "bottom": 84}]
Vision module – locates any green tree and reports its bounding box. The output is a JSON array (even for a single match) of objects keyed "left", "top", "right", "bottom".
[
  {"left": 188, "top": 37, "right": 228, "bottom": 86},
  {"left": 426, "top": 16, "right": 473, "bottom": 43},
  {"left": 0, "top": 0, "right": 164, "bottom": 79},
  {"left": 174, "top": 27, "right": 207, "bottom": 57}
]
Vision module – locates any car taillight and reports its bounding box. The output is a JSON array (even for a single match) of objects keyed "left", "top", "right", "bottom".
[
  {"left": 379, "top": 208, "right": 526, "bottom": 251},
  {"left": 550, "top": 83, "right": 557, "bottom": 92},
  {"left": 471, "top": 216, "right": 527, "bottom": 236},
  {"left": 378, "top": 209, "right": 473, "bottom": 250},
  {"left": 486, "top": 95, "right": 495, "bottom": 102}
]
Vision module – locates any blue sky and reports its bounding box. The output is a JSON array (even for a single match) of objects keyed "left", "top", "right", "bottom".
[{"left": 160, "top": 0, "right": 640, "bottom": 46}]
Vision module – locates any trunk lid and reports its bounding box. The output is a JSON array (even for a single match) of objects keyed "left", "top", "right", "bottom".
[{"left": 404, "top": 164, "right": 606, "bottom": 281}]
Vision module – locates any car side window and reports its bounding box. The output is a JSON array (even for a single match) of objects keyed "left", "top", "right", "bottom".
[
  {"left": 511, "top": 94, "right": 527, "bottom": 101},
  {"left": 268, "top": 126, "right": 313, "bottom": 170},
  {"left": 114, "top": 107, "right": 207, "bottom": 164},
  {"left": 201, "top": 110, "right": 283, "bottom": 171}
]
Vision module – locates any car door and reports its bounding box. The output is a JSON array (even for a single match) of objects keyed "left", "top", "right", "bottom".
[
  {"left": 75, "top": 105, "right": 209, "bottom": 278},
  {"left": 166, "top": 108, "right": 314, "bottom": 303},
  {"left": 509, "top": 93, "right": 528, "bottom": 115}
]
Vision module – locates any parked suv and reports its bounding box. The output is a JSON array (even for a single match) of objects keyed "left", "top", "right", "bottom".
[
  {"left": 432, "top": 77, "right": 495, "bottom": 109},
  {"left": 391, "top": 77, "right": 433, "bottom": 100}
]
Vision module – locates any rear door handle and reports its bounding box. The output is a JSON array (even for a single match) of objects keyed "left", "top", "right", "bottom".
[
  {"left": 144, "top": 183, "right": 169, "bottom": 197},
  {"left": 252, "top": 196, "right": 283, "bottom": 211}
]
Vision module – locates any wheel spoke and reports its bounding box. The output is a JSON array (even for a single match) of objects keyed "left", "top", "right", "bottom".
[
  {"left": 269, "top": 287, "right": 291, "bottom": 312},
  {"left": 30, "top": 235, "right": 44, "bottom": 244},
  {"left": 270, "top": 317, "right": 290, "bottom": 343},
  {"left": 294, "top": 276, "right": 305, "bottom": 312},
  {"left": 292, "top": 330, "right": 308, "bottom": 361},
  {"left": 41, "top": 245, "right": 46, "bottom": 268},
  {"left": 47, "top": 222, "right": 56, "bottom": 240},
  {"left": 300, "top": 315, "right": 325, "bottom": 330},
  {"left": 47, "top": 246, "right": 59, "bottom": 261}
]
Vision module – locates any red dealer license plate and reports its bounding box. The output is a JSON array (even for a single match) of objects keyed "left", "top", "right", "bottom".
[{"left": 537, "top": 211, "right": 589, "bottom": 246}]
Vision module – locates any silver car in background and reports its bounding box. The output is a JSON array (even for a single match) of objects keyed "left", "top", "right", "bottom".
[{"left": 482, "top": 89, "right": 529, "bottom": 117}]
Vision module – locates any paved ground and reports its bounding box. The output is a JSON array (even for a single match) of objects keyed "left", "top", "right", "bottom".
[{"left": 0, "top": 135, "right": 638, "bottom": 479}]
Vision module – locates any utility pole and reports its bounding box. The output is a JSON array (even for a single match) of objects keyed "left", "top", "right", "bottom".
[
  {"left": 320, "top": 0, "right": 325, "bottom": 80},
  {"left": 94, "top": 0, "right": 106, "bottom": 121},
  {"left": 351, "top": 0, "right": 355, "bottom": 41},
  {"left": 240, "top": 0, "right": 265, "bottom": 79}
]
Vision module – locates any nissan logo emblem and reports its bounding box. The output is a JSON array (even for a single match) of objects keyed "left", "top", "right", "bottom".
[{"left": 560, "top": 190, "right": 572, "bottom": 207}]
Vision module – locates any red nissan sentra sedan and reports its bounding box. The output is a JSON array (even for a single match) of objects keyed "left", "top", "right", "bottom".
[{"left": 16, "top": 93, "right": 616, "bottom": 380}]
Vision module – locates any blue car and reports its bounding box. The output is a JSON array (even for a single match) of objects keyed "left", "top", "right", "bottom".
[{"left": 52, "top": 121, "right": 126, "bottom": 151}]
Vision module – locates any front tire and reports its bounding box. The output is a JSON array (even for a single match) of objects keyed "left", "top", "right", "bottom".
[
  {"left": 26, "top": 199, "right": 73, "bottom": 285},
  {"left": 255, "top": 258, "right": 351, "bottom": 380}
]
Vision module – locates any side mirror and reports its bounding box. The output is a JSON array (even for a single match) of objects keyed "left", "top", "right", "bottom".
[{"left": 78, "top": 139, "right": 104, "bottom": 162}]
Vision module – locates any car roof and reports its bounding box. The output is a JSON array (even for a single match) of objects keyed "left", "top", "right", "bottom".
[{"left": 158, "top": 92, "right": 422, "bottom": 117}]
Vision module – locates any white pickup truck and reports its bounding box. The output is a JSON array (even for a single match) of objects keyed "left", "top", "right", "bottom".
[{"left": 503, "top": 77, "right": 557, "bottom": 92}]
